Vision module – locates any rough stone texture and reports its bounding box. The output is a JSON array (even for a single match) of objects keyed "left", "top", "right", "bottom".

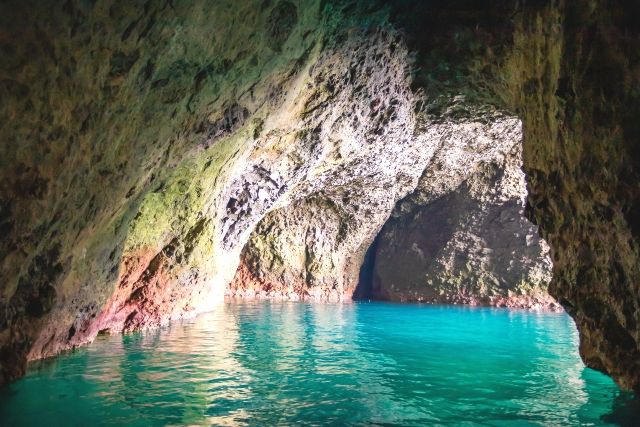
[
  {"left": 228, "top": 114, "right": 554, "bottom": 308},
  {"left": 222, "top": 24, "right": 431, "bottom": 302},
  {"left": 392, "top": 0, "right": 640, "bottom": 392},
  {"left": 1, "top": 0, "right": 639, "bottom": 394},
  {"left": 0, "top": 0, "right": 337, "bottom": 384},
  {"left": 370, "top": 117, "right": 555, "bottom": 308},
  {"left": 0, "top": 0, "right": 443, "bottom": 384}
]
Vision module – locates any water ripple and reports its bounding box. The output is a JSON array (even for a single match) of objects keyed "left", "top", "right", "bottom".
[{"left": 0, "top": 301, "right": 635, "bottom": 426}]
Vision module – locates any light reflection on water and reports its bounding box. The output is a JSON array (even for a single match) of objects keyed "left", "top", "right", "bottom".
[{"left": 0, "top": 301, "right": 635, "bottom": 426}]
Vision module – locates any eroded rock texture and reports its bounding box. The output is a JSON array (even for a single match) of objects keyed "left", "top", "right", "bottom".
[
  {"left": 0, "top": 0, "right": 444, "bottom": 384},
  {"left": 0, "top": 0, "right": 338, "bottom": 383},
  {"left": 512, "top": 2, "right": 640, "bottom": 392},
  {"left": 379, "top": 0, "right": 640, "bottom": 392},
  {"left": 1, "top": 0, "right": 639, "bottom": 393},
  {"left": 228, "top": 112, "right": 553, "bottom": 306},
  {"left": 370, "top": 117, "right": 555, "bottom": 308}
]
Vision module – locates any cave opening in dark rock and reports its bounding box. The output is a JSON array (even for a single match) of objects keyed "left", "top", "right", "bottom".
[
  {"left": 353, "top": 232, "right": 380, "bottom": 300},
  {"left": 351, "top": 140, "right": 557, "bottom": 309}
]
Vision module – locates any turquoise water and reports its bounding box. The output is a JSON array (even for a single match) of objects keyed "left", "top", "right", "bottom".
[{"left": 0, "top": 301, "right": 636, "bottom": 426}]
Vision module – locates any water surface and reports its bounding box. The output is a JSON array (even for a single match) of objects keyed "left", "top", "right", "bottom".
[{"left": 0, "top": 301, "right": 635, "bottom": 426}]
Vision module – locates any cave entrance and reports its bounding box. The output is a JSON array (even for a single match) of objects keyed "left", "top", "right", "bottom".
[
  {"left": 353, "top": 233, "right": 380, "bottom": 300},
  {"left": 353, "top": 119, "right": 556, "bottom": 309}
]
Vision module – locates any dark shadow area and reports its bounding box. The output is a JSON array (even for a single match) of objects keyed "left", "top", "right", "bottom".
[
  {"left": 353, "top": 233, "right": 380, "bottom": 300},
  {"left": 602, "top": 392, "right": 640, "bottom": 426},
  {"left": 384, "top": 0, "right": 519, "bottom": 96}
]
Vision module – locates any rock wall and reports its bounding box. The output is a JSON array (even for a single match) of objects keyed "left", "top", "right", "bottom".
[
  {"left": 228, "top": 113, "right": 554, "bottom": 307},
  {"left": 369, "top": 116, "right": 555, "bottom": 308},
  {"left": 0, "top": 0, "right": 436, "bottom": 384},
  {"left": 510, "top": 1, "right": 640, "bottom": 392},
  {"left": 380, "top": 0, "right": 640, "bottom": 392},
  {"left": 223, "top": 23, "right": 432, "bottom": 302},
  {"left": 1, "top": 0, "right": 639, "bottom": 393},
  {"left": 0, "top": 0, "right": 334, "bottom": 383}
]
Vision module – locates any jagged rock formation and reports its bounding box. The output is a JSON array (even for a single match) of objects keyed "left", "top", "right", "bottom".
[
  {"left": 0, "top": 0, "right": 434, "bottom": 384},
  {"left": 369, "top": 117, "right": 555, "bottom": 308},
  {"left": 512, "top": 2, "right": 640, "bottom": 393},
  {"left": 0, "top": 0, "right": 639, "bottom": 394},
  {"left": 0, "top": 0, "right": 333, "bottom": 383},
  {"left": 385, "top": 0, "right": 640, "bottom": 392}
]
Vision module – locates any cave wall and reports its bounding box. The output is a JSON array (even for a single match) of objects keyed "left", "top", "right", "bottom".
[
  {"left": 507, "top": 1, "right": 640, "bottom": 392},
  {"left": 376, "top": 0, "right": 640, "bottom": 392},
  {"left": 230, "top": 113, "right": 554, "bottom": 306},
  {"left": 1, "top": 0, "right": 639, "bottom": 393},
  {"left": 0, "top": 0, "right": 428, "bottom": 384},
  {"left": 371, "top": 116, "right": 554, "bottom": 308},
  {"left": 0, "top": 0, "right": 336, "bottom": 383},
  {"left": 223, "top": 23, "right": 430, "bottom": 302}
]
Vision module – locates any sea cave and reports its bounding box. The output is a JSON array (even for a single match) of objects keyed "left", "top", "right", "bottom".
[{"left": 1, "top": 0, "right": 639, "bottom": 425}]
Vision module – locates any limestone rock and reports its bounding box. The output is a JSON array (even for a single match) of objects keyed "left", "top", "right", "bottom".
[
  {"left": 229, "top": 114, "right": 554, "bottom": 309},
  {"left": 389, "top": 0, "right": 640, "bottom": 392}
]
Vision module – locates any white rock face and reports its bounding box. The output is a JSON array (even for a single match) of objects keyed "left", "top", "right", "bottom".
[
  {"left": 224, "top": 28, "right": 431, "bottom": 301},
  {"left": 370, "top": 117, "right": 556, "bottom": 308}
]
